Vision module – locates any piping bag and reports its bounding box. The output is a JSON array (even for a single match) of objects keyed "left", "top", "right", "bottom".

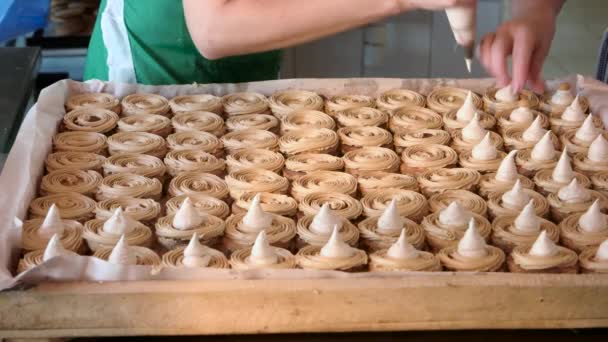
[{"left": 446, "top": 4, "right": 477, "bottom": 73}]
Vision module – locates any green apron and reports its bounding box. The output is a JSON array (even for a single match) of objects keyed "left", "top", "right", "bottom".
[{"left": 84, "top": 0, "right": 281, "bottom": 85}]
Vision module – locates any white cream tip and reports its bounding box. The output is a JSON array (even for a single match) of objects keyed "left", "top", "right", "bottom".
[
  {"left": 310, "top": 203, "right": 343, "bottom": 235},
  {"left": 502, "top": 179, "right": 531, "bottom": 208},
  {"left": 241, "top": 193, "right": 273, "bottom": 232},
  {"left": 552, "top": 149, "right": 574, "bottom": 183},
  {"left": 495, "top": 150, "right": 519, "bottom": 182},
  {"left": 249, "top": 230, "right": 279, "bottom": 265},
  {"left": 376, "top": 199, "right": 404, "bottom": 233},
  {"left": 461, "top": 113, "right": 487, "bottom": 141},
  {"left": 386, "top": 228, "right": 419, "bottom": 260},
  {"left": 39, "top": 203, "right": 65, "bottom": 237},
  {"left": 471, "top": 132, "right": 498, "bottom": 160},
  {"left": 319, "top": 225, "right": 355, "bottom": 259},
  {"left": 102, "top": 207, "right": 136, "bottom": 235},
  {"left": 578, "top": 199, "right": 608, "bottom": 234},
  {"left": 530, "top": 131, "right": 556, "bottom": 161},
  {"left": 457, "top": 218, "right": 488, "bottom": 258},
  {"left": 595, "top": 239, "right": 608, "bottom": 261},
  {"left": 588, "top": 135, "right": 608, "bottom": 162},
  {"left": 42, "top": 234, "right": 69, "bottom": 262},
  {"left": 514, "top": 200, "right": 540, "bottom": 233},
  {"left": 495, "top": 84, "right": 518, "bottom": 102},
  {"left": 522, "top": 116, "right": 547, "bottom": 142},
  {"left": 172, "top": 197, "right": 204, "bottom": 230},
  {"left": 438, "top": 201, "right": 471, "bottom": 227},
  {"left": 182, "top": 233, "right": 211, "bottom": 267},
  {"left": 557, "top": 178, "right": 591, "bottom": 203},
  {"left": 528, "top": 231, "right": 558, "bottom": 257},
  {"left": 108, "top": 235, "right": 136, "bottom": 265},
  {"left": 509, "top": 107, "right": 534, "bottom": 123}
]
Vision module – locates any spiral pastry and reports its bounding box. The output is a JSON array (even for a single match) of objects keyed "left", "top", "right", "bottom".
[
  {"left": 437, "top": 245, "right": 505, "bottom": 272},
  {"left": 491, "top": 215, "right": 560, "bottom": 253},
  {"left": 162, "top": 245, "right": 229, "bottom": 269},
  {"left": 400, "top": 144, "right": 458, "bottom": 175},
  {"left": 495, "top": 109, "right": 549, "bottom": 135},
  {"left": 560, "top": 130, "right": 607, "bottom": 156},
  {"left": 223, "top": 213, "right": 296, "bottom": 252},
  {"left": 121, "top": 93, "right": 170, "bottom": 117},
  {"left": 591, "top": 171, "right": 608, "bottom": 194},
  {"left": 279, "top": 128, "right": 339, "bottom": 156},
  {"left": 166, "top": 194, "right": 230, "bottom": 220},
  {"left": 550, "top": 113, "right": 602, "bottom": 135},
  {"left": 358, "top": 216, "right": 426, "bottom": 251},
  {"left": 83, "top": 219, "right": 153, "bottom": 252},
  {"left": 171, "top": 111, "right": 225, "bottom": 136},
  {"left": 66, "top": 93, "right": 121, "bottom": 114},
  {"left": 422, "top": 212, "right": 491, "bottom": 252},
  {"left": 369, "top": 248, "right": 441, "bottom": 272},
  {"left": 46, "top": 152, "right": 106, "bottom": 173},
  {"left": 515, "top": 149, "right": 558, "bottom": 178},
  {"left": 296, "top": 245, "right": 368, "bottom": 272},
  {"left": 117, "top": 114, "right": 172, "bottom": 137},
  {"left": 487, "top": 188, "right": 550, "bottom": 220},
  {"left": 17, "top": 250, "right": 62, "bottom": 273},
  {"left": 443, "top": 111, "right": 497, "bottom": 133},
  {"left": 573, "top": 153, "right": 608, "bottom": 177},
  {"left": 335, "top": 107, "right": 388, "bottom": 128},
  {"left": 103, "top": 153, "right": 166, "bottom": 180},
  {"left": 225, "top": 168, "right": 289, "bottom": 200},
  {"left": 547, "top": 190, "right": 608, "bottom": 222},
  {"left": 226, "top": 148, "right": 285, "bottom": 174},
  {"left": 343, "top": 147, "right": 400, "bottom": 175},
  {"left": 269, "top": 90, "right": 324, "bottom": 119},
  {"left": 225, "top": 113, "right": 279, "bottom": 134},
  {"left": 169, "top": 94, "right": 223, "bottom": 115},
  {"left": 508, "top": 245, "right": 578, "bottom": 273},
  {"left": 222, "top": 92, "right": 269, "bottom": 116},
  {"left": 96, "top": 173, "right": 162, "bottom": 201},
  {"left": 168, "top": 172, "right": 229, "bottom": 200},
  {"left": 325, "top": 94, "right": 375, "bottom": 117},
  {"left": 296, "top": 215, "right": 360, "bottom": 247},
  {"left": 389, "top": 106, "right": 443, "bottom": 132},
  {"left": 428, "top": 190, "right": 488, "bottom": 217},
  {"left": 166, "top": 131, "right": 224, "bottom": 157},
  {"left": 221, "top": 129, "right": 279, "bottom": 155},
  {"left": 558, "top": 212, "right": 608, "bottom": 253},
  {"left": 95, "top": 197, "right": 161, "bottom": 226},
  {"left": 376, "top": 88, "right": 426, "bottom": 113},
  {"left": 579, "top": 246, "right": 608, "bottom": 273},
  {"left": 393, "top": 129, "right": 451, "bottom": 154},
  {"left": 503, "top": 127, "right": 560, "bottom": 152},
  {"left": 21, "top": 218, "right": 84, "bottom": 253},
  {"left": 63, "top": 108, "right": 119, "bottom": 134},
  {"left": 29, "top": 192, "right": 97, "bottom": 223},
  {"left": 230, "top": 246, "right": 296, "bottom": 270},
  {"left": 357, "top": 171, "right": 418, "bottom": 196},
  {"left": 280, "top": 110, "right": 335, "bottom": 134},
  {"left": 417, "top": 168, "right": 481, "bottom": 198},
  {"left": 299, "top": 192, "right": 362, "bottom": 220},
  {"left": 284, "top": 153, "right": 344, "bottom": 180},
  {"left": 164, "top": 150, "right": 226, "bottom": 177},
  {"left": 40, "top": 169, "right": 102, "bottom": 197},
  {"left": 483, "top": 88, "right": 540, "bottom": 115},
  {"left": 155, "top": 214, "right": 225, "bottom": 250},
  {"left": 338, "top": 126, "right": 393, "bottom": 153},
  {"left": 427, "top": 87, "right": 483, "bottom": 115},
  {"left": 53, "top": 131, "right": 107, "bottom": 155},
  {"left": 291, "top": 171, "right": 357, "bottom": 202},
  {"left": 107, "top": 132, "right": 167, "bottom": 158},
  {"left": 450, "top": 131, "right": 504, "bottom": 154},
  {"left": 534, "top": 169, "right": 591, "bottom": 196},
  {"left": 360, "top": 189, "right": 428, "bottom": 222},
  {"left": 459, "top": 150, "right": 507, "bottom": 174},
  {"left": 477, "top": 173, "right": 535, "bottom": 198},
  {"left": 232, "top": 192, "right": 298, "bottom": 218},
  {"left": 94, "top": 245, "right": 161, "bottom": 266}
]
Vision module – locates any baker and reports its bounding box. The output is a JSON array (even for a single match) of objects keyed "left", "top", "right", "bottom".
[{"left": 84, "top": 0, "right": 564, "bottom": 92}]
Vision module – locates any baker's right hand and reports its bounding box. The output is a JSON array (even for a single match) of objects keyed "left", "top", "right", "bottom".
[{"left": 398, "top": 0, "right": 476, "bottom": 11}]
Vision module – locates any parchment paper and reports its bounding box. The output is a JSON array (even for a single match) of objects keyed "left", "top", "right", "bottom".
[{"left": 1, "top": 75, "right": 607, "bottom": 290}]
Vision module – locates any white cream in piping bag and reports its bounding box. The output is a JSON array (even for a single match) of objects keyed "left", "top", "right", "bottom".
[
  {"left": 502, "top": 179, "right": 530, "bottom": 209},
  {"left": 39, "top": 203, "right": 65, "bottom": 239},
  {"left": 103, "top": 208, "right": 137, "bottom": 235},
  {"left": 182, "top": 233, "right": 211, "bottom": 267},
  {"left": 439, "top": 201, "right": 472, "bottom": 228},
  {"left": 575, "top": 115, "right": 601, "bottom": 142},
  {"left": 462, "top": 112, "right": 487, "bottom": 142},
  {"left": 386, "top": 228, "right": 419, "bottom": 260},
  {"left": 108, "top": 235, "right": 137, "bottom": 265},
  {"left": 513, "top": 200, "right": 540, "bottom": 233},
  {"left": 557, "top": 178, "right": 591, "bottom": 203},
  {"left": 241, "top": 194, "right": 273, "bottom": 232},
  {"left": 319, "top": 225, "right": 356, "bottom": 259},
  {"left": 588, "top": 135, "right": 608, "bottom": 162},
  {"left": 172, "top": 197, "right": 204, "bottom": 230},
  {"left": 42, "top": 233, "right": 74, "bottom": 261},
  {"left": 509, "top": 107, "right": 534, "bottom": 123},
  {"left": 495, "top": 150, "right": 519, "bottom": 182},
  {"left": 249, "top": 230, "right": 279, "bottom": 265},
  {"left": 472, "top": 133, "right": 498, "bottom": 160},
  {"left": 561, "top": 95, "right": 585, "bottom": 121},
  {"left": 552, "top": 149, "right": 575, "bottom": 184},
  {"left": 495, "top": 85, "right": 518, "bottom": 103},
  {"left": 522, "top": 116, "right": 548, "bottom": 142},
  {"left": 530, "top": 131, "right": 556, "bottom": 161},
  {"left": 310, "top": 203, "right": 343, "bottom": 235},
  {"left": 595, "top": 239, "right": 608, "bottom": 261},
  {"left": 551, "top": 88, "right": 575, "bottom": 107},
  {"left": 528, "top": 231, "right": 558, "bottom": 257},
  {"left": 376, "top": 199, "right": 404, "bottom": 234},
  {"left": 457, "top": 219, "right": 488, "bottom": 258},
  {"left": 456, "top": 91, "right": 477, "bottom": 122},
  {"left": 578, "top": 200, "right": 608, "bottom": 234}
]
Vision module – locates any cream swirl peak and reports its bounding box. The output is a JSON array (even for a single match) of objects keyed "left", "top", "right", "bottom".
[
  {"left": 172, "top": 197, "right": 204, "bottom": 230},
  {"left": 522, "top": 116, "right": 547, "bottom": 142},
  {"left": 439, "top": 201, "right": 471, "bottom": 227},
  {"left": 103, "top": 208, "right": 137, "bottom": 235},
  {"left": 108, "top": 235, "right": 136, "bottom": 265},
  {"left": 495, "top": 85, "right": 518, "bottom": 103},
  {"left": 514, "top": 200, "right": 540, "bottom": 233},
  {"left": 249, "top": 230, "right": 279, "bottom": 265},
  {"left": 386, "top": 228, "right": 419, "bottom": 260},
  {"left": 320, "top": 225, "right": 356, "bottom": 258},
  {"left": 575, "top": 115, "right": 601, "bottom": 142},
  {"left": 528, "top": 231, "right": 558, "bottom": 257},
  {"left": 578, "top": 200, "right": 608, "bottom": 233},
  {"left": 310, "top": 203, "right": 343, "bottom": 234},
  {"left": 42, "top": 234, "right": 73, "bottom": 261},
  {"left": 472, "top": 133, "right": 498, "bottom": 160},
  {"left": 531, "top": 131, "right": 556, "bottom": 161},
  {"left": 457, "top": 219, "right": 488, "bottom": 258},
  {"left": 183, "top": 233, "right": 211, "bottom": 267},
  {"left": 39, "top": 204, "right": 65, "bottom": 238},
  {"left": 588, "top": 135, "right": 608, "bottom": 162},
  {"left": 561, "top": 95, "right": 585, "bottom": 121},
  {"left": 551, "top": 88, "right": 575, "bottom": 107},
  {"left": 456, "top": 91, "right": 477, "bottom": 122},
  {"left": 596, "top": 239, "right": 608, "bottom": 260},
  {"left": 552, "top": 149, "right": 575, "bottom": 183},
  {"left": 462, "top": 112, "right": 488, "bottom": 142},
  {"left": 509, "top": 107, "right": 534, "bottom": 123},
  {"left": 558, "top": 178, "right": 591, "bottom": 203},
  {"left": 241, "top": 194, "right": 273, "bottom": 232},
  {"left": 495, "top": 150, "right": 520, "bottom": 182},
  {"left": 376, "top": 199, "right": 404, "bottom": 234},
  {"left": 502, "top": 180, "right": 530, "bottom": 208}
]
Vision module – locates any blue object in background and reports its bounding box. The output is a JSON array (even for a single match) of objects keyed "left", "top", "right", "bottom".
[{"left": 0, "top": 0, "right": 50, "bottom": 42}]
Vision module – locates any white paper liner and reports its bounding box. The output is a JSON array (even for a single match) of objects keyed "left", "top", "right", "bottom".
[{"left": 0, "top": 75, "right": 606, "bottom": 289}]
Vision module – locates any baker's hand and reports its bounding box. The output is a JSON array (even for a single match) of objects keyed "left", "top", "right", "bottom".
[
  {"left": 398, "top": 0, "right": 476, "bottom": 11},
  {"left": 479, "top": 13, "right": 557, "bottom": 93}
]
